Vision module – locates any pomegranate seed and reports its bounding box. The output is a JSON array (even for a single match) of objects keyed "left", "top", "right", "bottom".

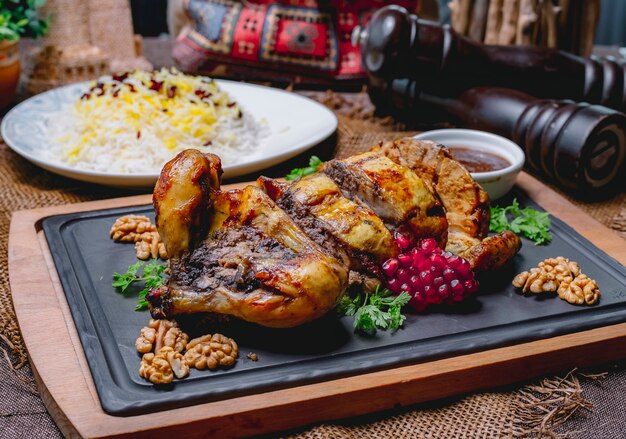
[
  {"left": 394, "top": 231, "right": 412, "bottom": 249},
  {"left": 417, "top": 259, "right": 432, "bottom": 273},
  {"left": 387, "top": 278, "right": 402, "bottom": 293},
  {"left": 400, "top": 283, "right": 411, "bottom": 292},
  {"left": 420, "top": 270, "right": 433, "bottom": 286},
  {"left": 421, "top": 238, "right": 437, "bottom": 253},
  {"left": 447, "top": 253, "right": 460, "bottom": 263},
  {"left": 410, "top": 294, "right": 428, "bottom": 311},
  {"left": 398, "top": 254, "right": 412, "bottom": 268},
  {"left": 433, "top": 276, "right": 445, "bottom": 287},
  {"left": 396, "top": 268, "right": 410, "bottom": 283},
  {"left": 450, "top": 279, "right": 465, "bottom": 295},
  {"left": 443, "top": 268, "right": 456, "bottom": 282},
  {"left": 431, "top": 254, "right": 447, "bottom": 271},
  {"left": 438, "top": 284, "right": 450, "bottom": 297},
  {"left": 411, "top": 247, "right": 425, "bottom": 265},
  {"left": 423, "top": 285, "right": 436, "bottom": 298},
  {"left": 382, "top": 258, "right": 399, "bottom": 277},
  {"left": 456, "top": 261, "right": 473, "bottom": 280},
  {"left": 410, "top": 275, "right": 422, "bottom": 291}
]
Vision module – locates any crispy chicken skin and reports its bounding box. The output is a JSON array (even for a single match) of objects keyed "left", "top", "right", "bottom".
[
  {"left": 322, "top": 152, "right": 448, "bottom": 247},
  {"left": 257, "top": 174, "right": 397, "bottom": 275},
  {"left": 150, "top": 151, "right": 348, "bottom": 328},
  {"left": 374, "top": 138, "right": 521, "bottom": 270}
]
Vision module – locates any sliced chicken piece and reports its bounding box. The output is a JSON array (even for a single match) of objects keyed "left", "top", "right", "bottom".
[
  {"left": 149, "top": 150, "right": 348, "bottom": 328},
  {"left": 257, "top": 173, "right": 397, "bottom": 277},
  {"left": 322, "top": 151, "right": 448, "bottom": 247},
  {"left": 374, "top": 138, "right": 521, "bottom": 270}
]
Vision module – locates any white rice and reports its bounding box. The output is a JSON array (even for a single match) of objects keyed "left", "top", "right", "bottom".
[{"left": 44, "top": 69, "right": 269, "bottom": 174}]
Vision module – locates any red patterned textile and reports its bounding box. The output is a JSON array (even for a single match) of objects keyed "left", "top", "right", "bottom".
[{"left": 173, "top": 0, "right": 418, "bottom": 84}]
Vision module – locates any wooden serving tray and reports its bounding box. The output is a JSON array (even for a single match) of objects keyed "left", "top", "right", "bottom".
[{"left": 9, "top": 173, "right": 626, "bottom": 438}]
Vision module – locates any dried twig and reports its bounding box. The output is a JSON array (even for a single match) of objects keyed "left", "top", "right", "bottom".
[{"left": 512, "top": 369, "right": 603, "bottom": 438}]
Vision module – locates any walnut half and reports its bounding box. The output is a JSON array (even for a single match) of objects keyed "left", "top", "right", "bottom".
[
  {"left": 558, "top": 274, "right": 600, "bottom": 305},
  {"left": 184, "top": 334, "right": 238, "bottom": 370}
]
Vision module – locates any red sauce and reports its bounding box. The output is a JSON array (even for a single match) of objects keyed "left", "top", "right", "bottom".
[{"left": 449, "top": 146, "right": 511, "bottom": 173}]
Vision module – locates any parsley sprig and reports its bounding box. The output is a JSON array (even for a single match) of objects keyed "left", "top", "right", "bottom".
[
  {"left": 337, "top": 286, "right": 411, "bottom": 334},
  {"left": 285, "top": 156, "right": 323, "bottom": 180},
  {"left": 490, "top": 198, "right": 552, "bottom": 245},
  {"left": 112, "top": 259, "right": 167, "bottom": 310}
]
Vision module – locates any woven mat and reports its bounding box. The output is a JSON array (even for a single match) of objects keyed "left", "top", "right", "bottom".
[{"left": 1, "top": 100, "right": 626, "bottom": 438}]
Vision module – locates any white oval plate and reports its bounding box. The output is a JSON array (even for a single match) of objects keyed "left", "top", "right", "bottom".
[{"left": 1, "top": 80, "right": 337, "bottom": 188}]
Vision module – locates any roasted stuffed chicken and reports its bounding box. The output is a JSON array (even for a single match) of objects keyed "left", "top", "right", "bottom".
[{"left": 147, "top": 139, "right": 521, "bottom": 327}]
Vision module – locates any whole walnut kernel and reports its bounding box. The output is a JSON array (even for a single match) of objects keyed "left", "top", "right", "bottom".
[
  {"left": 558, "top": 274, "right": 600, "bottom": 306},
  {"left": 139, "top": 352, "right": 173, "bottom": 384},
  {"left": 184, "top": 334, "right": 238, "bottom": 370},
  {"left": 110, "top": 215, "right": 167, "bottom": 260}
]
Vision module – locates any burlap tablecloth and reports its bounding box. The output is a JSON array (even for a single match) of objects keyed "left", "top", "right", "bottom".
[{"left": 1, "top": 89, "right": 626, "bottom": 438}]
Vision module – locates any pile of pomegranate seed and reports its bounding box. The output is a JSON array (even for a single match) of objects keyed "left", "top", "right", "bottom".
[{"left": 382, "top": 233, "right": 479, "bottom": 311}]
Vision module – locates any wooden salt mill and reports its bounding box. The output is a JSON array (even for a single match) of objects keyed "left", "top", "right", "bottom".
[
  {"left": 354, "top": 5, "right": 626, "bottom": 112},
  {"left": 371, "top": 80, "right": 626, "bottom": 194}
]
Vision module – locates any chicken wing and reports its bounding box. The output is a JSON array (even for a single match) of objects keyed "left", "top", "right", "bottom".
[
  {"left": 322, "top": 152, "right": 448, "bottom": 247},
  {"left": 149, "top": 150, "right": 349, "bottom": 328}
]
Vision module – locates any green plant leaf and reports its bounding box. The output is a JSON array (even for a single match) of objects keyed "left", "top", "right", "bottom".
[
  {"left": 489, "top": 198, "right": 552, "bottom": 245},
  {"left": 285, "top": 155, "right": 323, "bottom": 180}
]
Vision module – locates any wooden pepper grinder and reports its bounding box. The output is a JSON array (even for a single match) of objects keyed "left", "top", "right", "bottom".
[
  {"left": 372, "top": 79, "right": 626, "bottom": 195},
  {"left": 354, "top": 5, "right": 626, "bottom": 112}
]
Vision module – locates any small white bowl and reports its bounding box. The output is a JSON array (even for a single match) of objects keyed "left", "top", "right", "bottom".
[{"left": 414, "top": 129, "right": 525, "bottom": 200}]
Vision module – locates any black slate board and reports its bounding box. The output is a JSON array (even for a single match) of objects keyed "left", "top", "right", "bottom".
[{"left": 42, "top": 191, "right": 626, "bottom": 416}]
